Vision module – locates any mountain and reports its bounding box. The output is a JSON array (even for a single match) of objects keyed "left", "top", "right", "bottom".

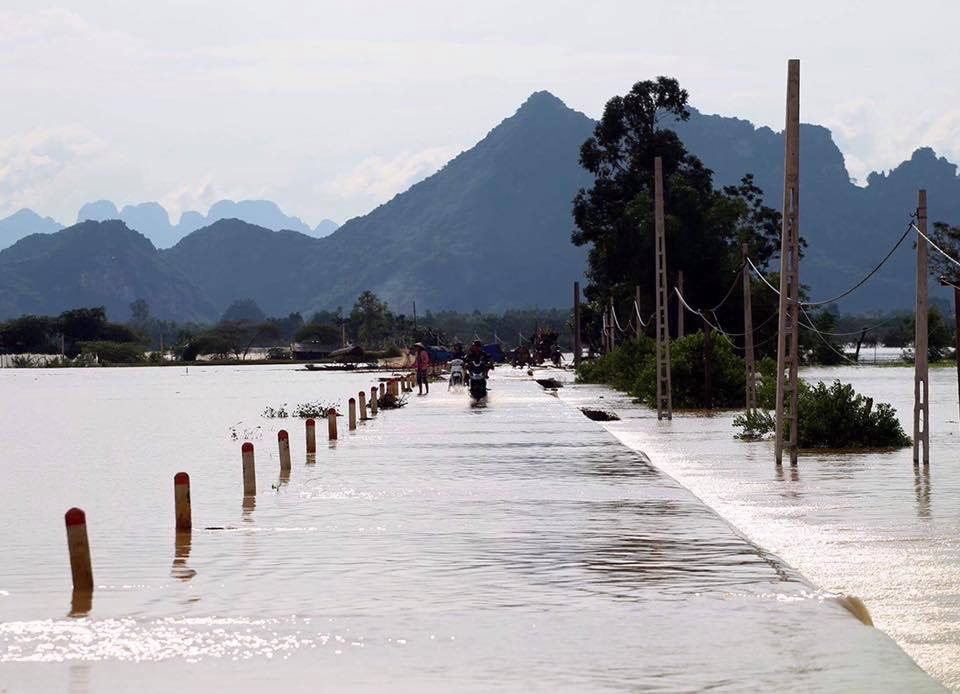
[
  {"left": 162, "top": 219, "right": 321, "bottom": 317},
  {"left": 0, "top": 220, "right": 218, "bottom": 322},
  {"left": 0, "top": 209, "right": 64, "bottom": 249},
  {"left": 68, "top": 198, "right": 337, "bottom": 249},
  {"left": 674, "top": 112, "right": 960, "bottom": 311},
  {"left": 300, "top": 90, "right": 595, "bottom": 313},
  {"left": 3, "top": 90, "right": 960, "bottom": 322}
]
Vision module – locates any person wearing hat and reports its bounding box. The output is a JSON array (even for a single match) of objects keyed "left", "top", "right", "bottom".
[{"left": 413, "top": 342, "right": 431, "bottom": 395}]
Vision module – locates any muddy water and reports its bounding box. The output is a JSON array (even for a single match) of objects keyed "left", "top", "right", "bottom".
[
  {"left": 0, "top": 365, "right": 940, "bottom": 691},
  {"left": 557, "top": 364, "right": 960, "bottom": 689}
]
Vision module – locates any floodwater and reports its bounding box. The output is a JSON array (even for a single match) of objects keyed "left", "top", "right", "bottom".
[
  {"left": 557, "top": 364, "right": 960, "bottom": 690},
  {"left": 0, "top": 365, "right": 940, "bottom": 692}
]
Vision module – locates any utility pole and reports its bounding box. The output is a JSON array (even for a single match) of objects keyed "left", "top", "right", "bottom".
[
  {"left": 742, "top": 243, "right": 757, "bottom": 413},
  {"left": 914, "top": 189, "right": 929, "bottom": 466},
  {"left": 573, "top": 281, "right": 582, "bottom": 368},
  {"left": 654, "top": 156, "right": 673, "bottom": 420},
  {"left": 609, "top": 297, "right": 616, "bottom": 351},
  {"left": 635, "top": 285, "right": 642, "bottom": 341},
  {"left": 601, "top": 308, "right": 609, "bottom": 354},
  {"left": 775, "top": 59, "right": 801, "bottom": 467},
  {"left": 676, "top": 271, "right": 685, "bottom": 338}
]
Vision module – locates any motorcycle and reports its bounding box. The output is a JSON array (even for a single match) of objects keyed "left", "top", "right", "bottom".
[{"left": 466, "top": 358, "right": 489, "bottom": 403}]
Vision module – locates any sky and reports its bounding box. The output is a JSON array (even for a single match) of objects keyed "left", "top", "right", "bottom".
[{"left": 2, "top": 0, "right": 959, "bottom": 227}]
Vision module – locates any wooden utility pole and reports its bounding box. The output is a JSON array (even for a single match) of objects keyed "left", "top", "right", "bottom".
[
  {"left": 654, "top": 156, "right": 673, "bottom": 420},
  {"left": 742, "top": 243, "right": 757, "bottom": 412},
  {"left": 775, "top": 59, "right": 801, "bottom": 466},
  {"left": 601, "top": 307, "right": 609, "bottom": 353},
  {"left": 573, "top": 281, "right": 582, "bottom": 367},
  {"left": 703, "top": 322, "right": 714, "bottom": 409},
  {"left": 914, "top": 189, "right": 930, "bottom": 466},
  {"left": 609, "top": 296, "right": 616, "bottom": 351},
  {"left": 676, "top": 271, "right": 685, "bottom": 338},
  {"left": 635, "top": 285, "right": 642, "bottom": 341}
]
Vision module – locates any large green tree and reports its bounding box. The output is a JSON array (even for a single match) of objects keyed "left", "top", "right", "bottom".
[{"left": 572, "top": 76, "right": 782, "bottom": 341}]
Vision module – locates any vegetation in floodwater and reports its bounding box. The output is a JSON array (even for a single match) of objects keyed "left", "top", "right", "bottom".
[
  {"left": 732, "top": 359, "right": 911, "bottom": 449},
  {"left": 376, "top": 393, "right": 408, "bottom": 409},
  {"left": 292, "top": 402, "right": 338, "bottom": 418},
  {"left": 577, "top": 332, "right": 745, "bottom": 409},
  {"left": 261, "top": 404, "right": 290, "bottom": 418}
]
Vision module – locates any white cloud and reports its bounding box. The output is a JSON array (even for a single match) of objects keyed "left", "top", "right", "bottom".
[
  {"left": 0, "top": 126, "right": 105, "bottom": 216},
  {"left": 324, "top": 146, "right": 462, "bottom": 201},
  {"left": 159, "top": 176, "right": 221, "bottom": 222}
]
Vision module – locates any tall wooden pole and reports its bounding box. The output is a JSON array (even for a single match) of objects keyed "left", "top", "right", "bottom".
[
  {"left": 635, "top": 285, "right": 642, "bottom": 341},
  {"left": 573, "top": 281, "right": 582, "bottom": 367},
  {"left": 775, "top": 59, "right": 801, "bottom": 467},
  {"left": 654, "top": 156, "right": 673, "bottom": 420},
  {"left": 609, "top": 297, "right": 616, "bottom": 351},
  {"left": 954, "top": 286, "right": 960, "bottom": 432},
  {"left": 742, "top": 243, "right": 757, "bottom": 413},
  {"left": 676, "top": 271, "right": 685, "bottom": 338},
  {"left": 914, "top": 189, "right": 930, "bottom": 466}
]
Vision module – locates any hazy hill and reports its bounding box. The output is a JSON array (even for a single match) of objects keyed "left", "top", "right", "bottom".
[
  {"left": 162, "top": 219, "right": 321, "bottom": 317},
  {"left": 301, "top": 91, "right": 595, "bottom": 313},
  {"left": 0, "top": 209, "right": 64, "bottom": 250},
  {"left": 71, "top": 198, "right": 338, "bottom": 249},
  {"left": 0, "top": 220, "right": 218, "bottom": 322}
]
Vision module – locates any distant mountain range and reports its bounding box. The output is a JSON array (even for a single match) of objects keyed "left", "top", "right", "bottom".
[
  {"left": 1, "top": 89, "right": 959, "bottom": 322},
  {"left": 0, "top": 199, "right": 338, "bottom": 251}
]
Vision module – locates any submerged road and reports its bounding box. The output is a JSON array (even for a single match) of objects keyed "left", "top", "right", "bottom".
[{"left": 0, "top": 367, "right": 941, "bottom": 692}]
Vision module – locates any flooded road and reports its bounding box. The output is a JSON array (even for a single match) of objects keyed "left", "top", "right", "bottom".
[
  {"left": 0, "top": 365, "right": 939, "bottom": 691},
  {"left": 558, "top": 364, "right": 960, "bottom": 690}
]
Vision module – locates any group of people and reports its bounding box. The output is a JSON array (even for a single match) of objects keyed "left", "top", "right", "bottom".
[{"left": 412, "top": 340, "right": 493, "bottom": 397}]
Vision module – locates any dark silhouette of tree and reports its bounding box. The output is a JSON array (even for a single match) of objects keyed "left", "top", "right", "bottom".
[
  {"left": 221, "top": 298, "right": 266, "bottom": 324},
  {"left": 572, "top": 76, "right": 783, "bottom": 338}
]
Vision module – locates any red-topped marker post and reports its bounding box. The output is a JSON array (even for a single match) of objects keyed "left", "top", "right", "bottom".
[
  {"left": 242, "top": 442, "right": 256, "bottom": 496},
  {"left": 65, "top": 507, "right": 93, "bottom": 592},
  {"left": 278, "top": 430, "right": 292, "bottom": 472},
  {"left": 327, "top": 407, "right": 338, "bottom": 440},
  {"left": 174, "top": 472, "right": 192, "bottom": 531},
  {"left": 305, "top": 418, "right": 317, "bottom": 454},
  {"left": 348, "top": 398, "right": 357, "bottom": 430}
]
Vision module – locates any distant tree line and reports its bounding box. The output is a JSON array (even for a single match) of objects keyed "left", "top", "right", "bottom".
[{"left": 0, "top": 291, "right": 574, "bottom": 364}]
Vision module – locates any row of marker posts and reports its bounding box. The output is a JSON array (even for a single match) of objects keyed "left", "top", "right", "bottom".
[{"left": 64, "top": 372, "right": 418, "bottom": 598}]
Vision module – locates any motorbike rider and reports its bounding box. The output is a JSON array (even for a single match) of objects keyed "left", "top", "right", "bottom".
[{"left": 465, "top": 340, "right": 493, "bottom": 398}]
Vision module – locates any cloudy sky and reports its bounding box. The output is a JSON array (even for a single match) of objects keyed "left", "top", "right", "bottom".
[{"left": 2, "top": 0, "right": 958, "bottom": 226}]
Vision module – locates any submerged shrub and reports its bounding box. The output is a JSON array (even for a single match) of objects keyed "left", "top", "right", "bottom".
[{"left": 733, "top": 379, "right": 911, "bottom": 449}]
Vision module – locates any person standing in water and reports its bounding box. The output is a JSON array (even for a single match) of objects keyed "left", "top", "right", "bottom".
[{"left": 413, "top": 342, "right": 431, "bottom": 395}]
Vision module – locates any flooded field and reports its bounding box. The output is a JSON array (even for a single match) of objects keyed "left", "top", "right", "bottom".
[
  {"left": 0, "top": 365, "right": 939, "bottom": 691},
  {"left": 558, "top": 364, "right": 960, "bottom": 690}
]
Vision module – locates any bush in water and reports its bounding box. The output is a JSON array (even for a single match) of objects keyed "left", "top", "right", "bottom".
[
  {"left": 578, "top": 331, "right": 745, "bottom": 409},
  {"left": 733, "top": 379, "right": 911, "bottom": 449}
]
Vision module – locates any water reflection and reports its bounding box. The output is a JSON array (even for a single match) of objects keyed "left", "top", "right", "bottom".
[
  {"left": 305, "top": 453, "right": 316, "bottom": 466},
  {"left": 241, "top": 495, "right": 256, "bottom": 522},
  {"left": 171, "top": 532, "right": 196, "bottom": 581},
  {"left": 69, "top": 662, "right": 91, "bottom": 694},
  {"left": 914, "top": 465, "right": 931, "bottom": 520},
  {"left": 69, "top": 589, "right": 92, "bottom": 618}
]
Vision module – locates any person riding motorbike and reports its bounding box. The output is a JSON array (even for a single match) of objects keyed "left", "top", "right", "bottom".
[{"left": 465, "top": 340, "right": 493, "bottom": 400}]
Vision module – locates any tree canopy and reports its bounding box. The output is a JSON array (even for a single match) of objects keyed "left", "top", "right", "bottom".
[{"left": 572, "top": 76, "right": 783, "bottom": 340}]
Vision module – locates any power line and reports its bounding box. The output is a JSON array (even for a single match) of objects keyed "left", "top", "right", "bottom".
[
  {"left": 913, "top": 223, "right": 960, "bottom": 271},
  {"left": 746, "top": 220, "right": 913, "bottom": 307}
]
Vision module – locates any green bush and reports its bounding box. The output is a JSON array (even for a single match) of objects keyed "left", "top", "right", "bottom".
[
  {"left": 634, "top": 331, "right": 745, "bottom": 408},
  {"left": 734, "top": 378, "right": 910, "bottom": 449},
  {"left": 576, "top": 337, "right": 655, "bottom": 393},
  {"left": 577, "top": 331, "right": 745, "bottom": 409},
  {"left": 77, "top": 341, "right": 146, "bottom": 364}
]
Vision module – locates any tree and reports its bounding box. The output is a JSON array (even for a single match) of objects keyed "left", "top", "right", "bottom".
[
  {"left": 129, "top": 298, "right": 150, "bottom": 325},
  {"left": 221, "top": 299, "right": 266, "bottom": 324},
  {"left": 571, "top": 76, "right": 783, "bottom": 343},
  {"left": 348, "top": 291, "right": 393, "bottom": 347}
]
